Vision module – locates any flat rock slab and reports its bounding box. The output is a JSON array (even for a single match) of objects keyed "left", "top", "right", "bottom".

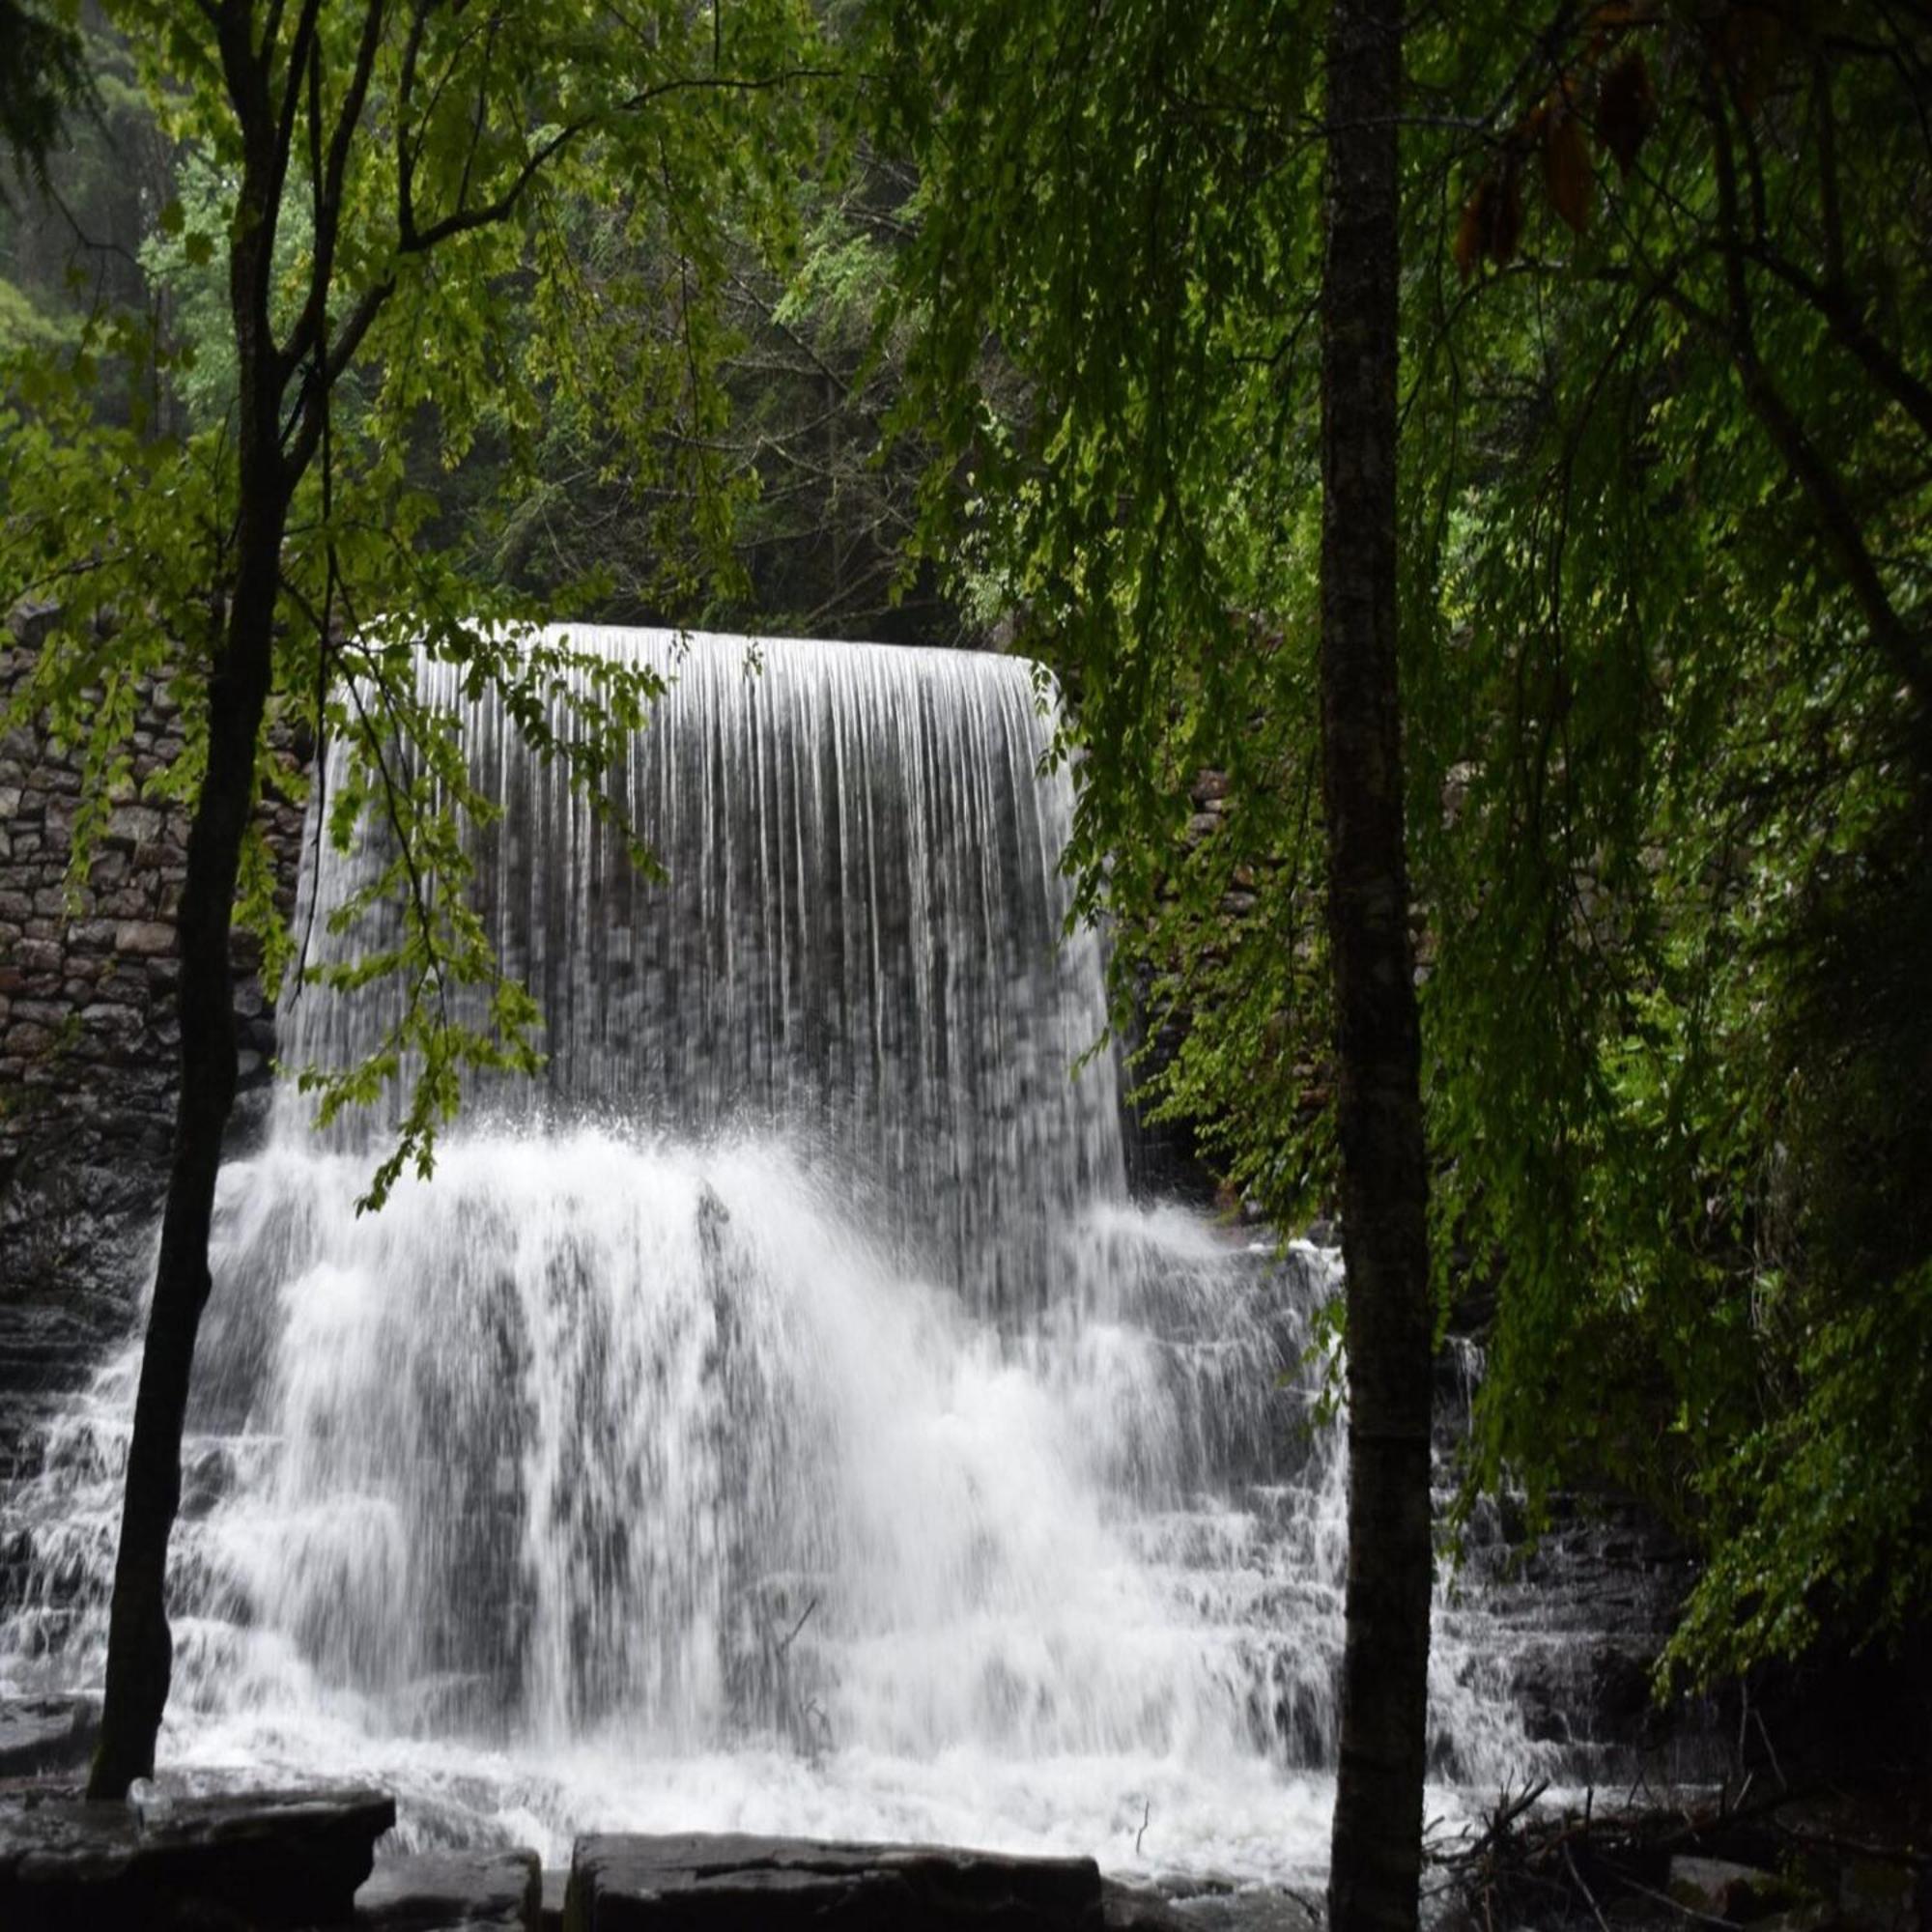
[
  {"left": 1102, "top": 1880, "right": 1322, "bottom": 1932},
  {"left": 0, "top": 1783, "right": 395, "bottom": 1930},
  {"left": 356, "top": 1847, "right": 542, "bottom": 1929},
  {"left": 567, "top": 1834, "right": 1105, "bottom": 1929},
  {"left": 1669, "top": 1855, "right": 1780, "bottom": 1919},
  {"left": 0, "top": 1695, "right": 99, "bottom": 1778}
]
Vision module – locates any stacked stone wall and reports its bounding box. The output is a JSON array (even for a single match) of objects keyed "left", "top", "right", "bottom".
[{"left": 0, "top": 611, "right": 306, "bottom": 1406}]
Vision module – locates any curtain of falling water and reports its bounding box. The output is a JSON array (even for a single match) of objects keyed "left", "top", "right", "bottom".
[
  {"left": 286, "top": 631, "right": 1123, "bottom": 1317},
  {"left": 0, "top": 628, "right": 1559, "bottom": 1875}
]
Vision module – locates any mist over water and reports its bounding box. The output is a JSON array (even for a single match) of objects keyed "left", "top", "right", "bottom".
[{"left": 1, "top": 631, "right": 1554, "bottom": 1881}]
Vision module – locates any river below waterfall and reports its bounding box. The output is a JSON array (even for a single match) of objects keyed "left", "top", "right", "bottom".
[{"left": 1, "top": 631, "right": 1580, "bottom": 1886}]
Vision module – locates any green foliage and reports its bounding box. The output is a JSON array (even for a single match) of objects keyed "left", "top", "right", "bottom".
[
  {"left": 1403, "top": 3, "right": 1932, "bottom": 1684},
  {"left": 1668, "top": 1259, "right": 1932, "bottom": 1681},
  {"left": 3, "top": 0, "right": 829, "bottom": 1206},
  {"left": 137, "top": 146, "right": 315, "bottom": 433},
  {"left": 0, "top": 275, "right": 71, "bottom": 351},
  {"left": 462, "top": 143, "right": 957, "bottom": 643},
  {"left": 0, "top": 0, "right": 88, "bottom": 200},
  {"left": 872, "top": 0, "right": 1339, "bottom": 1226},
  {"left": 878, "top": 0, "right": 1932, "bottom": 1695}
]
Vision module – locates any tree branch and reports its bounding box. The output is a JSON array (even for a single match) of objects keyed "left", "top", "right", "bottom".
[
  {"left": 1744, "top": 241, "right": 1932, "bottom": 450},
  {"left": 279, "top": 0, "right": 389, "bottom": 384},
  {"left": 1686, "top": 59, "right": 1932, "bottom": 722}
]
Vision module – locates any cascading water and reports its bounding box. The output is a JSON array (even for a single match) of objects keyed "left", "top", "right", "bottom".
[{"left": 0, "top": 630, "right": 1556, "bottom": 1883}]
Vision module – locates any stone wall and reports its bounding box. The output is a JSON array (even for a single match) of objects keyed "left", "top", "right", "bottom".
[{"left": 0, "top": 611, "right": 306, "bottom": 1408}]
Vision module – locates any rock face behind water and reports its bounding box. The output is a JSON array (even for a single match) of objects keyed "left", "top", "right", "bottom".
[
  {"left": 565, "top": 1834, "right": 1105, "bottom": 1929},
  {"left": 0, "top": 1784, "right": 394, "bottom": 1930},
  {"left": 0, "top": 1694, "right": 99, "bottom": 1777},
  {"left": 0, "top": 614, "right": 304, "bottom": 1426}
]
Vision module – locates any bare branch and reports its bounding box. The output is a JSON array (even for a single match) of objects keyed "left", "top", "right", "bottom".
[{"left": 279, "top": 0, "right": 389, "bottom": 383}]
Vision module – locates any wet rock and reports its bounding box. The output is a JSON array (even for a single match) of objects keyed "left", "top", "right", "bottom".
[
  {"left": 0, "top": 1695, "right": 99, "bottom": 1777},
  {"left": 1669, "top": 1855, "right": 1778, "bottom": 1919},
  {"left": 1106, "top": 1875, "right": 1321, "bottom": 1932},
  {"left": 0, "top": 1155, "right": 155, "bottom": 1401},
  {"left": 1101, "top": 1878, "right": 1189, "bottom": 1927},
  {"left": 355, "top": 1846, "right": 540, "bottom": 1928},
  {"left": 1755, "top": 1908, "right": 1834, "bottom": 1932},
  {"left": 103, "top": 806, "right": 161, "bottom": 850},
  {"left": 0, "top": 1783, "right": 394, "bottom": 1930},
  {"left": 111, "top": 919, "right": 175, "bottom": 957},
  {"left": 565, "top": 1833, "right": 1105, "bottom": 1928},
  {"left": 1837, "top": 1855, "right": 1918, "bottom": 1932}
]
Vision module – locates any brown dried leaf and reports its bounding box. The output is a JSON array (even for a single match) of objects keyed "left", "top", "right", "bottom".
[
  {"left": 1546, "top": 102, "right": 1592, "bottom": 235},
  {"left": 1722, "top": 2, "right": 1786, "bottom": 117},
  {"left": 1596, "top": 49, "right": 1655, "bottom": 175},
  {"left": 1491, "top": 163, "right": 1523, "bottom": 269},
  {"left": 1454, "top": 182, "right": 1490, "bottom": 281},
  {"left": 1455, "top": 165, "right": 1526, "bottom": 280},
  {"left": 1544, "top": 101, "right": 1594, "bottom": 233}
]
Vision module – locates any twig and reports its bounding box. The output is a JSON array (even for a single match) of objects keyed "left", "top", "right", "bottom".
[
  {"left": 1136, "top": 1799, "right": 1151, "bottom": 1857},
  {"left": 1747, "top": 1704, "right": 1788, "bottom": 1792},
  {"left": 1436, "top": 1776, "right": 1551, "bottom": 1866},
  {"left": 1775, "top": 1823, "right": 1929, "bottom": 1869},
  {"left": 1610, "top": 1870, "right": 1742, "bottom": 1929},
  {"left": 1563, "top": 1839, "right": 1612, "bottom": 1932},
  {"left": 775, "top": 1595, "right": 819, "bottom": 1659}
]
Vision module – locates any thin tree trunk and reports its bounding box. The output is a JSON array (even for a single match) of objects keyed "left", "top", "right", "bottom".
[
  {"left": 1319, "top": 0, "right": 1435, "bottom": 1928},
  {"left": 86, "top": 530, "right": 280, "bottom": 1800},
  {"left": 88, "top": 137, "right": 289, "bottom": 1787}
]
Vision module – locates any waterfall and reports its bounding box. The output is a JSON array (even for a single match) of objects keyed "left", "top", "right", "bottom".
[
  {"left": 0, "top": 630, "right": 1556, "bottom": 1881},
  {"left": 287, "top": 631, "right": 1122, "bottom": 1318}
]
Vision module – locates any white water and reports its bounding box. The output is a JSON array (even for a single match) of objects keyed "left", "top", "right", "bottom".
[{"left": 0, "top": 631, "right": 1556, "bottom": 1884}]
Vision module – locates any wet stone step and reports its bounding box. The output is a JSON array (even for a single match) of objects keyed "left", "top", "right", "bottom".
[
  {"left": 0, "top": 1693, "right": 98, "bottom": 1777},
  {"left": 355, "top": 1846, "right": 542, "bottom": 1929},
  {"left": 565, "top": 1833, "right": 1105, "bottom": 1929},
  {"left": 0, "top": 1783, "right": 395, "bottom": 1931}
]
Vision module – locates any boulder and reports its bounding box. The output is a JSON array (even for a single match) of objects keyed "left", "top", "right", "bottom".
[
  {"left": 355, "top": 1847, "right": 541, "bottom": 1929},
  {"left": 0, "top": 1695, "right": 99, "bottom": 1778},
  {"left": 1101, "top": 1876, "right": 1320, "bottom": 1931},
  {"left": 1100, "top": 1879, "right": 1190, "bottom": 1928},
  {"left": 0, "top": 1783, "right": 395, "bottom": 1931},
  {"left": 1669, "top": 1854, "right": 1779, "bottom": 1919},
  {"left": 565, "top": 1834, "right": 1105, "bottom": 1929},
  {"left": 1838, "top": 1854, "right": 1918, "bottom": 1932}
]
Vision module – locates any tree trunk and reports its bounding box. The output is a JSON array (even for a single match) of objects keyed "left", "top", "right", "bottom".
[
  {"left": 1319, "top": 1, "right": 1435, "bottom": 1929},
  {"left": 86, "top": 533, "right": 280, "bottom": 1799},
  {"left": 88, "top": 154, "right": 289, "bottom": 1788}
]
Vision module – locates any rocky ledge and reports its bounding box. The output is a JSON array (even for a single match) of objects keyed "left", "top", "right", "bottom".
[
  {"left": 0, "top": 1693, "right": 99, "bottom": 1778},
  {"left": 356, "top": 1846, "right": 543, "bottom": 1929},
  {"left": 0, "top": 1783, "right": 395, "bottom": 1930},
  {"left": 565, "top": 1833, "right": 1106, "bottom": 1929}
]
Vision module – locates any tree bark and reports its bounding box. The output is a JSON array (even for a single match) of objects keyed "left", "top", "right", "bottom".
[
  {"left": 88, "top": 116, "right": 290, "bottom": 1793},
  {"left": 1319, "top": 1, "right": 1435, "bottom": 1929},
  {"left": 87, "top": 512, "right": 282, "bottom": 1800}
]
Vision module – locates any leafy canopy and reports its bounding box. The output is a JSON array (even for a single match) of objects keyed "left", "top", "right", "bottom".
[
  {"left": 874, "top": 0, "right": 1932, "bottom": 1690},
  {"left": 2, "top": 0, "right": 831, "bottom": 1202}
]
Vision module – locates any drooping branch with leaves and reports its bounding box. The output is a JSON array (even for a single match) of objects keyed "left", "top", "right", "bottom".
[{"left": 875, "top": 0, "right": 1931, "bottom": 1902}]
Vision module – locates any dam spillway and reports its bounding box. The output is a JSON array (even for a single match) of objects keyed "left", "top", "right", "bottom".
[{"left": 0, "top": 629, "right": 1557, "bottom": 1881}]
